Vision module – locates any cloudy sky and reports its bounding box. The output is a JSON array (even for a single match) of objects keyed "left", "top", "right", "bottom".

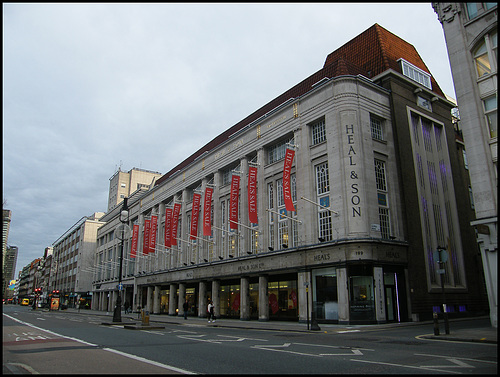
[{"left": 3, "top": 3, "right": 455, "bottom": 275}]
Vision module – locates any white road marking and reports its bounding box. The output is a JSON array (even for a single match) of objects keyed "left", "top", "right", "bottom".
[
  {"left": 350, "top": 359, "right": 462, "bottom": 374},
  {"left": 4, "top": 313, "right": 195, "bottom": 374},
  {"left": 415, "top": 353, "right": 497, "bottom": 365}
]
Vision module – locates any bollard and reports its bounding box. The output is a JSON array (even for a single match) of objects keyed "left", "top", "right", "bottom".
[{"left": 433, "top": 312, "right": 440, "bottom": 335}]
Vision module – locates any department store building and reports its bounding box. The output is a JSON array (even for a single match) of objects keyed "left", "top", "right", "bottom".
[{"left": 91, "top": 24, "right": 489, "bottom": 324}]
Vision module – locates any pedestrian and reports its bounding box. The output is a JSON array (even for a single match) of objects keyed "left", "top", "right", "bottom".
[
  {"left": 183, "top": 300, "right": 189, "bottom": 320},
  {"left": 124, "top": 300, "right": 130, "bottom": 314},
  {"left": 207, "top": 300, "right": 215, "bottom": 323}
]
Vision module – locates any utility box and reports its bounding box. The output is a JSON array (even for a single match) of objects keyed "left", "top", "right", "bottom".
[{"left": 141, "top": 309, "right": 150, "bottom": 326}]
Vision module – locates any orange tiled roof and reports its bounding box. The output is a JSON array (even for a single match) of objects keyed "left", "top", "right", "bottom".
[
  {"left": 324, "top": 23, "right": 444, "bottom": 97},
  {"left": 156, "top": 24, "right": 444, "bottom": 186}
]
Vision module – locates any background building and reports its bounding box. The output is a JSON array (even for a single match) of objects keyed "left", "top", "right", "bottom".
[
  {"left": 92, "top": 24, "right": 488, "bottom": 324},
  {"left": 51, "top": 212, "right": 105, "bottom": 308},
  {"left": 107, "top": 167, "right": 162, "bottom": 211},
  {"left": 433, "top": 2, "right": 497, "bottom": 328},
  {"left": 3, "top": 245, "right": 18, "bottom": 299}
]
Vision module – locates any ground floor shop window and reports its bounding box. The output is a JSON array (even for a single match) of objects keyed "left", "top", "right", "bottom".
[
  {"left": 312, "top": 267, "right": 338, "bottom": 321},
  {"left": 249, "top": 283, "right": 259, "bottom": 319},
  {"left": 220, "top": 284, "right": 240, "bottom": 318},
  {"left": 349, "top": 275, "right": 375, "bottom": 322},
  {"left": 268, "top": 279, "right": 298, "bottom": 320},
  {"left": 160, "top": 289, "right": 169, "bottom": 314},
  {"left": 185, "top": 287, "right": 197, "bottom": 316}
]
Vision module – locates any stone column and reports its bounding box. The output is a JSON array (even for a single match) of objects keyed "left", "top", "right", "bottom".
[
  {"left": 153, "top": 285, "right": 161, "bottom": 314},
  {"left": 178, "top": 283, "right": 186, "bottom": 316},
  {"left": 298, "top": 270, "right": 310, "bottom": 323},
  {"left": 240, "top": 276, "right": 250, "bottom": 320},
  {"left": 198, "top": 281, "right": 208, "bottom": 318},
  {"left": 337, "top": 267, "right": 349, "bottom": 324},
  {"left": 212, "top": 280, "right": 220, "bottom": 318},
  {"left": 169, "top": 283, "right": 177, "bottom": 316},
  {"left": 146, "top": 286, "right": 153, "bottom": 313},
  {"left": 373, "top": 267, "right": 386, "bottom": 323},
  {"left": 258, "top": 275, "right": 269, "bottom": 321}
]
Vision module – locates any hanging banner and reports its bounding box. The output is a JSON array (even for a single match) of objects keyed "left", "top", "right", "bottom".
[
  {"left": 283, "top": 148, "right": 295, "bottom": 212},
  {"left": 171, "top": 203, "right": 182, "bottom": 246},
  {"left": 131, "top": 224, "right": 139, "bottom": 258},
  {"left": 229, "top": 175, "right": 240, "bottom": 230},
  {"left": 190, "top": 193, "right": 201, "bottom": 240},
  {"left": 165, "top": 207, "right": 173, "bottom": 248},
  {"left": 143, "top": 219, "right": 151, "bottom": 255},
  {"left": 203, "top": 187, "right": 213, "bottom": 236},
  {"left": 149, "top": 215, "right": 157, "bottom": 254},
  {"left": 248, "top": 166, "right": 258, "bottom": 224}
]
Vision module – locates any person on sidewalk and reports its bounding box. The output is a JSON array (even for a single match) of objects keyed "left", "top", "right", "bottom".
[
  {"left": 183, "top": 300, "right": 189, "bottom": 320},
  {"left": 207, "top": 300, "right": 215, "bottom": 323}
]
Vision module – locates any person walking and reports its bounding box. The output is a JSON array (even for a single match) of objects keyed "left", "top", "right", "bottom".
[
  {"left": 207, "top": 300, "right": 215, "bottom": 323},
  {"left": 183, "top": 300, "right": 189, "bottom": 320}
]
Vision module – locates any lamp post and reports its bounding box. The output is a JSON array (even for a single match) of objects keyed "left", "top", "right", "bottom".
[
  {"left": 436, "top": 246, "right": 450, "bottom": 335},
  {"left": 113, "top": 198, "right": 129, "bottom": 323}
]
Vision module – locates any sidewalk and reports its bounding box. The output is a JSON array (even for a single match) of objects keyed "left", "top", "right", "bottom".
[{"left": 65, "top": 308, "right": 497, "bottom": 344}]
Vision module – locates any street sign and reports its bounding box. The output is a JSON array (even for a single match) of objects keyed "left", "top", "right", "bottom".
[{"left": 118, "top": 284, "right": 123, "bottom": 291}]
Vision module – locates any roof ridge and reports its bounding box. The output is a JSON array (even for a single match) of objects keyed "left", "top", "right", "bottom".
[{"left": 374, "top": 24, "right": 391, "bottom": 71}]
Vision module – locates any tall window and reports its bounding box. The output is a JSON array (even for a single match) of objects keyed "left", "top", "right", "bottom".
[
  {"left": 315, "top": 162, "right": 330, "bottom": 194},
  {"left": 268, "top": 182, "right": 274, "bottom": 250},
  {"left": 370, "top": 115, "right": 384, "bottom": 141},
  {"left": 375, "top": 159, "right": 390, "bottom": 239},
  {"left": 483, "top": 95, "right": 497, "bottom": 138},
  {"left": 310, "top": 117, "right": 326, "bottom": 145},
  {"left": 315, "top": 162, "right": 332, "bottom": 241},
  {"left": 409, "top": 111, "right": 464, "bottom": 287}
]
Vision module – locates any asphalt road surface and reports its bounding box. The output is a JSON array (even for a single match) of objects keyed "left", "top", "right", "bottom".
[{"left": 3, "top": 305, "right": 497, "bottom": 374}]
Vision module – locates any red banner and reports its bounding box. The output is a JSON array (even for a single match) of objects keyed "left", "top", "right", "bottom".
[
  {"left": 131, "top": 224, "right": 139, "bottom": 258},
  {"left": 149, "top": 215, "right": 157, "bottom": 254},
  {"left": 143, "top": 219, "right": 151, "bottom": 255},
  {"left": 203, "top": 187, "right": 213, "bottom": 236},
  {"left": 230, "top": 175, "right": 240, "bottom": 230},
  {"left": 190, "top": 193, "right": 201, "bottom": 240},
  {"left": 171, "top": 203, "right": 181, "bottom": 246},
  {"left": 283, "top": 148, "right": 295, "bottom": 212},
  {"left": 164, "top": 208, "right": 172, "bottom": 248},
  {"left": 248, "top": 166, "right": 258, "bottom": 224}
]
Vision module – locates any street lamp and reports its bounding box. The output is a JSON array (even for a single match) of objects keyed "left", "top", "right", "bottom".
[
  {"left": 113, "top": 198, "right": 129, "bottom": 323},
  {"left": 435, "top": 246, "right": 450, "bottom": 334}
]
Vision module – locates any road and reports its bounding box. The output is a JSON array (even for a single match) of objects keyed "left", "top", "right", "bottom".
[{"left": 3, "top": 305, "right": 497, "bottom": 374}]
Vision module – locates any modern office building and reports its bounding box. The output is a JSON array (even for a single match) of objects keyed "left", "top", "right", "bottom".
[
  {"left": 2, "top": 245, "right": 18, "bottom": 299},
  {"left": 433, "top": 2, "right": 497, "bottom": 328},
  {"left": 91, "top": 24, "right": 488, "bottom": 324},
  {"left": 108, "top": 167, "right": 162, "bottom": 212},
  {"left": 51, "top": 213, "right": 105, "bottom": 307}
]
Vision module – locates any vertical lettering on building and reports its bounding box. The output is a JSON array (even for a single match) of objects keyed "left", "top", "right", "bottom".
[{"left": 346, "top": 124, "right": 361, "bottom": 217}]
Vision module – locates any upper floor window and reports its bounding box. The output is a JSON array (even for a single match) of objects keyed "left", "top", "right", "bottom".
[
  {"left": 370, "top": 115, "right": 384, "bottom": 141},
  {"left": 267, "top": 137, "right": 294, "bottom": 164},
  {"left": 466, "top": 3, "right": 497, "bottom": 20},
  {"left": 483, "top": 95, "right": 497, "bottom": 138},
  {"left": 473, "top": 30, "right": 497, "bottom": 78},
  {"left": 398, "top": 58, "right": 432, "bottom": 89},
  {"left": 310, "top": 117, "right": 326, "bottom": 145}
]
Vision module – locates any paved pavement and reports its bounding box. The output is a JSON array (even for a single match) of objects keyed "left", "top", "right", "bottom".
[{"left": 60, "top": 308, "right": 497, "bottom": 344}]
